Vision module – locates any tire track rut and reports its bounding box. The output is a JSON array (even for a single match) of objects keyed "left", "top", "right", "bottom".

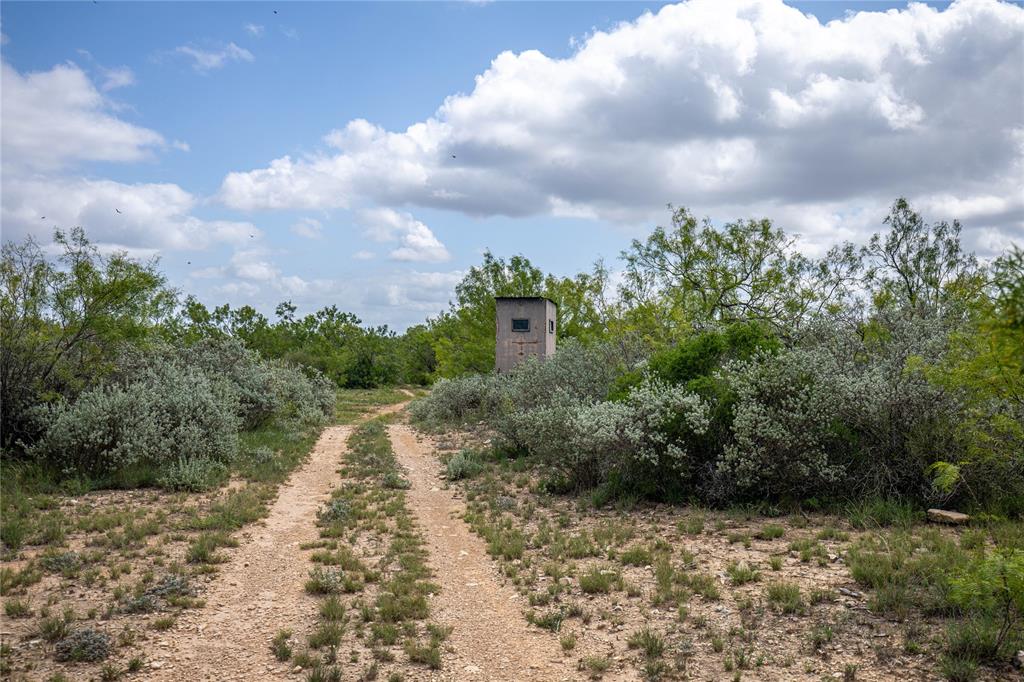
[
  {"left": 149, "top": 403, "right": 405, "bottom": 681},
  {"left": 389, "top": 424, "right": 577, "bottom": 682}
]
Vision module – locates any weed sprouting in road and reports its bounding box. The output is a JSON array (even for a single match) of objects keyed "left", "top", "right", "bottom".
[{"left": 291, "top": 416, "right": 444, "bottom": 680}]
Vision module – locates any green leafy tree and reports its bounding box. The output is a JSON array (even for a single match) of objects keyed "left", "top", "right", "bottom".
[
  {"left": 543, "top": 260, "right": 614, "bottom": 343},
  {"left": 1, "top": 228, "right": 174, "bottom": 449},
  {"left": 398, "top": 324, "right": 437, "bottom": 385},
  {"left": 863, "top": 198, "right": 983, "bottom": 317},
  {"left": 343, "top": 325, "right": 400, "bottom": 388},
  {"left": 430, "top": 251, "right": 619, "bottom": 377},
  {"left": 619, "top": 206, "right": 855, "bottom": 340},
  {"left": 173, "top": 298, "right": 401, "bottom": 388},
  {"left": 925, "top": 246, "right": 1024, "bottom": 510}
]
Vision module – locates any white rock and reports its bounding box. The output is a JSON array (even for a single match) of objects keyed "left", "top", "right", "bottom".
[{"left": 927, "top": 508, "right": 970, "bottom": 524}]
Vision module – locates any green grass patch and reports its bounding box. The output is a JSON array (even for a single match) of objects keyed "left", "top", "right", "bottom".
[
  {"left": 579, "top": 567, "right": 620, "bottom": 594},
  {"left": 766, "top": 581, "right": 805, "bottom": 614},
  {"left": 334, "top": 387, "right": 412, "bottom": 425}
]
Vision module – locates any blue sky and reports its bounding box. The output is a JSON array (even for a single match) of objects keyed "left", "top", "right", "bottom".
[{"left": 2, "top": 1, "right": 1022, "bottom": 330}]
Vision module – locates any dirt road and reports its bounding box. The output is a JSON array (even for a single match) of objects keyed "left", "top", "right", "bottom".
[
  {"left": 389, "top": 424, "right": 578, "bottom": 682},
  {"left": 147, "top": 407, "right": 590, "bottom": 681},
  {"left": 148, "top": 403, "right": 406, "bottom": 681}
]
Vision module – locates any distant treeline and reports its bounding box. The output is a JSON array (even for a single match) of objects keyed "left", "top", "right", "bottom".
[
  {"left": 414, "top": 199, "right": 1023, "bottom": 515},
  {"left": 0, "top": 228, "right": 335, "bottom": 487},
  {"left": 3, "top": 199, "right": 1021, "bottom": 509}
]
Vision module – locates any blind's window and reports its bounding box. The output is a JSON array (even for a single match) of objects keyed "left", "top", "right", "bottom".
[
  {"left": 511, "top": 318, "right": 530, "bottom": 332},
  {"left": 548, "top": 319, "right": 555, "bottom": 333}
]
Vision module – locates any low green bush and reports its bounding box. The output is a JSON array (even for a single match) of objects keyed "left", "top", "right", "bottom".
[
  {"left": 445, "top": 449, "right": 485, "bottom": 481},
  {"left": 28, "top": 362, "right": 239, "bottom": 478},
  {"left": 23, "top": 337, "right": 333, "bottom": 487},
  {"left": 157, "top": 458, "right": 229, "bottom": 492},
  {"left": 54, "top": 628, "right": 111, "bottom": 662}
]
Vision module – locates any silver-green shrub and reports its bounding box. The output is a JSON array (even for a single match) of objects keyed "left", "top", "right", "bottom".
[
  {"left": 54, "top": 628, "right": 111, "bottom": 662},
  {"left": 500, "top": 339, "right": 637, "bottom": 414},
  {"left": 245, "top": 445, "right": 276, "bottom": 465},
  {"left": 445, "top": 449, "right": 485, "bottom": 480},
  {"left": 408, "top": 373, "right": 503, "bottom": 426},
  {"left": 717, "top": 314, "right": 969, "bottom": 501},
  {"left": 717, "top": 348, "right": 851, "bottom": 499},
  {"left": 116, "top": 339, "right": 335, "bottom": 428},
  {"left": 185, "top": 337, "right": 282, "bottom": 428},
  {"left": 268, "top": 361, "right": 336, "bottom": 426},
  {"left": 29, "top": 361, "right": 239, "bottom": 477},
  {"left": 492, "top": 340, "right": 647, "bottom": 451},
  {"left": 157, "top": 457, "right": 229, "bottom": 492},
  {"left": 524, "top": 381, "right": 709, "bottom": 492},
  {"left": 317, "top": 498, "right": 350, "bottom": 524},
  {"left": 411, "top": 339, "right": 644, "bottom": 430},
  {"left": 830, "top": 313, "right": 964, "bottom": 499},
  {"left": 28, "top": 336, "right": 337, "bottom": 482},
  {"left": 411, "top": 315, "right": 981, "bottom": 504}
]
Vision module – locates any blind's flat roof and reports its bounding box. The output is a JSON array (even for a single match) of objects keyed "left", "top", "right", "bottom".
[{"left": 494, "top": 296, "right": 556, "bottom": 306}]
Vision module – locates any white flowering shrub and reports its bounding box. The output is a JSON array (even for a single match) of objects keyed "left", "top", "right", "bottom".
[
  {"left": 576, "top": 382, "right": 709, "bottom": 495},
  {"left": 504, "top": 381, "right": 709, "bottom": 495},
  {"left": 29, "top": 362, "right": 239, "bottom": 477},
  {"left": 716, "top": 348, "right": 852, "bottom": 500}
]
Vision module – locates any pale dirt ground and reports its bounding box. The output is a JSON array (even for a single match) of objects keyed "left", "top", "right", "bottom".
[
  {"left": 426, "top": 428, "right": 1021, "bottom": 682},
  {"left": 141, "top": 410, "right": 597, "bottom": 682},
  {"left": 142, "top": 426, "right": 351, "bottom": 681},
  {"left": 142, "top": 401, "right": 408, "bottom": 681},
  {"left": 389, "top": 424, "right": 597, "bottom": 682},
  {"left": 9, "top": 406, "right": 1015, "bottom": 681}
]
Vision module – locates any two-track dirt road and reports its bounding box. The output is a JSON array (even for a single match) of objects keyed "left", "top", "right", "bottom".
[{"left": 148, "top": 406, "right": 581, "bottom": 681}]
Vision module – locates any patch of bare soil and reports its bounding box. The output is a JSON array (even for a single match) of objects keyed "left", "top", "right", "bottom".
[
  {"left": 2, "top": 486, "right": 239, "bottom": 680},
  {"left": 423, "top": 427, "right": 1017, "bottom": 682},
  {"left": 145, "top": 402, "right": 407, "bottom": 681},
  {"left": 143, "top": 426, "right": 352, "bottom": 681},
  {"left": 389, "top": 424, "right": 584, "bottom": 682}
]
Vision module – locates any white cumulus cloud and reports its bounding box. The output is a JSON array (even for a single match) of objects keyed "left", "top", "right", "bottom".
[
  {"left": 1, "top": 60, "right": 256, "bottom": 258},
  {"left": 2, "top": 176, "right": 259, "bottom": 252},
  {"left": 357, "top": 208, "right": 451, "bottom": 262},
  {"left": 218, "top": 0, "right": 1024, "bottom": 254},
  {"left": 99, "top": 65, "right": 136, "bottom": 91},
  {"left": 1, "top": 60, "right": 164, "bottom": 172},
  {"left": 290, "top": 217, "right": 324, "bottom": 239}
]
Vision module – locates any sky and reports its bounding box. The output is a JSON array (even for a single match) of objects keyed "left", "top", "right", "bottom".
[{"left": 2, "top": 0, "right": 1022, "bottom": 331}]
